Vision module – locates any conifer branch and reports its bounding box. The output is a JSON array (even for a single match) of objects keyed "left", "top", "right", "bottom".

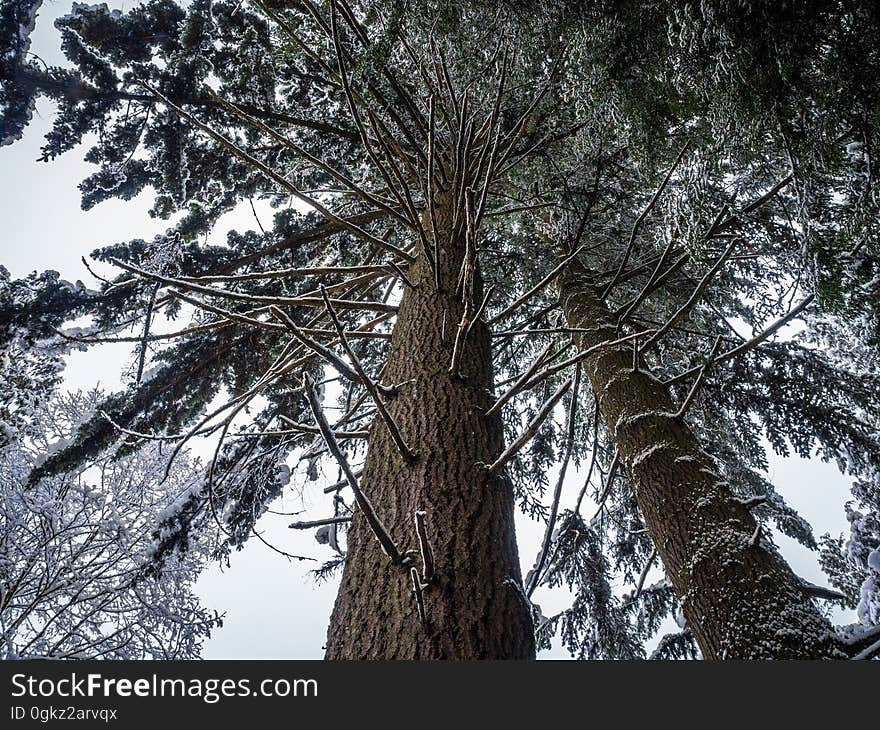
[
  {"left": 109, "top": 257, "right": 398, "bottom": 314},
  {"left": 181, "top": 264, "right": 396, "bottom": 283},
  {"left": 135, "top": 283, "right": 159, "bottom": 384},
  {"left": 574, "top": 408, "right": 602, "bottom": 515},
  {"left": 486, "top": 377, "right": 572, "bottom": 475},
  {"left": 209, "top": 92, "right": 413, "bottom": 229},
  {"left": 277, "top": 414, "right": 368, "bottom": 440},
  {"left": 139, "top": 82, "right": 415, "bottom": 262},
  {"left": 519, "top": 330, "right": 654, "bottom": 394},
  {"left": 798, "top": 579, "right": 846, "bottom": 602},
  {"left": 737, "top": 495, "right": 769, "bottom": 510},
  {"left": 269, "top": 305, "right": 392, "bottom": 396},
  {"left": 630, "top": 548, "right": 657, "bottom": 606},
  {"left": 674, "top": 335, "right": 722, "bottom": 418},
  {"left": 323, "top": 468, "right": 365, "bottom": 494},
  {"left": 486, "top": 340, "right": 556, "bottom": 416}
]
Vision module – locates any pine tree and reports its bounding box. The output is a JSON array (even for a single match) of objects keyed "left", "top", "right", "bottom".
[{"left": 2, "top": 0, "right": 879, "bottom": 659}]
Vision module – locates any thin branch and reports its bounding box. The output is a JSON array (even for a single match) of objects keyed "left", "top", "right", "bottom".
[
  {"left": 289, "top": 516, "right": 352, "bottom": 530},
  {"left": 574, "top": 407, "right": 601, "bottom": 515},
  {"left": 667, "top": 295, "right": 815, "bottom": 386},
  {"left": 301, "top": 371, "right": 404, "bottom": 564},
  {"left": 109, "top": 257, "right": 398, "bottom": 314},
  {"left": 410, "top": 567, "right": 427, "bottom": 625},
  {"left": 601, "top": 140, "right": 691, "bottom": 298},
  {"left": 135, "top": 283, "right": 159, "bottom": 383},
  {"left": 413, "top": 511, "right": 435, "bottom": 584},
  {"left": 320, "top": 286, "right": 418, "bottom": 462},
  {"left": 323, "top": 468, "right": 365, "bottom": 494},
  {"left": 487, "top": 244, "right": 586, "bottom": 326},
  {"left": 641, "top": 236, "right": 741, "bottom": 352},
  {"left": 486, "top": 340, "right": 556, "bottom": 416},
  {"left": 486, "top": 377, "right": 572, "bottom": 475},
  {"left": 141, "top": 81, "right": 414, "bottom": 262},
  {"left": 674, "top": 335, "right": 722, "bottom": 418},
  {"left": 526, "top": 365, "right": 580, "bottom": 597}
]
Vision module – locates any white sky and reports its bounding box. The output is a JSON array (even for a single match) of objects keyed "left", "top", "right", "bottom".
[{"left": 0, "top": 1, "right": 856, "bottom": 658}]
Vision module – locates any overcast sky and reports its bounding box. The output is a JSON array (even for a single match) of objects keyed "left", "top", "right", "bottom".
[{"left": 0, "top": 1, "right": 857, "bottom": 658}]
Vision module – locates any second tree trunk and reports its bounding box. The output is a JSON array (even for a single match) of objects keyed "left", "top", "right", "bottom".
[{"left": 558, "top": 259, "right": 841, "bottom": 659}]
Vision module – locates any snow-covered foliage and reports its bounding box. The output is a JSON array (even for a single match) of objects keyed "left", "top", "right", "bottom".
[
  {"left": 0, "top": 390, "right": 221, "bottom": 659},
  {"left": 0, "top": 0, "right": 42, "bottom": 145}
]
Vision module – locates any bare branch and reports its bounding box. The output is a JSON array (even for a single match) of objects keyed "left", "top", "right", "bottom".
[
  {"left": 488, "top": 244, "right": 586, "bottom": 326},
  {"left": 486, "top": 377, "right": 572, "bottom": 475},
  {"left": 289, "top": 516, "right": 352, "bottom": 530},
  {"left": 413, "top": 511, "right": 435, "bottom": 585},
  {"left": 667, "top": 295, "right": 815, "bottom": 386},
  {"left": 486, "top": 340, "right": 556, "bottom": 416},
  {"left": 601, "top": 140, "right": 691, "bottom": 298},
  {"left": 140, "top": 81, "right": 414, "bottom": 262},
  {"left": 301, "top": 372, "right": 404, "bottom": 564},
  {"left": 674, "top": 335, "right": 722, "bottom": 418},
  {"left": 320, "top": 286, "right": 418, "bottom": 462},
  {"left": 526, "top": 365, "right": 580, "bottom": 597},
  {"left": 410, "top": 567, "right": 428, "bottom": 625},
  {"left": 641, "top": 236, "right": 740, "bottom": 352},
  {"left": 109, "top": 257, "right": 398, "bottom": 314}
]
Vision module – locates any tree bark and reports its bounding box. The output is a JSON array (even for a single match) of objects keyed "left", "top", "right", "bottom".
[
  {"left": 558, "top": 259, "right": 841, "bottom": 659},
  {"left": 324, "top": 192, "right": 535, "bottom": 659}
]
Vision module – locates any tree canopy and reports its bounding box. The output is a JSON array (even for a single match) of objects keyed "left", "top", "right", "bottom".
[{"left": 1, "top": 0, "right": 879, "bottom": 659}]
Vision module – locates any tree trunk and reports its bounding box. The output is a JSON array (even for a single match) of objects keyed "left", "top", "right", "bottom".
[
  {"left": 324, "top": 192, "right": 535, "bottom": 659},
  {"left": 558, "top": 259, "right": 841, "bottom": 659}
]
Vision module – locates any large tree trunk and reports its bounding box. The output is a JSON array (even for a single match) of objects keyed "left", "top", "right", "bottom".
[
  {"left": 324, "top": 193, "right": 535, "bottom": 659},
  {"left": 558, "top": 259, "right": 841, "bottom": 659}
]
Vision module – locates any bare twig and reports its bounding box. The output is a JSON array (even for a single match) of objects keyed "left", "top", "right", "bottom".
[
  {"left": 526, "top": 365, "right": 580, "bottom": 597},
  {"left": 486, "top": 340, "right": 556, "bottom": 417},
  {"left": 641, "top": 236, "right": 741, "bottom": 352},
  {"left": 289, "top": 516, "right": 352, "bottom": 530},
  {"left": 488, "top": 245, "right": 586, "bottom": 326},
  {"left": 413, "top": 511, "right": 435, "bottom": 584},
  {"left": 601, "top": 140, "right": 691, "bottom": 298},
  {"left": 674, "top": 335, "right": 722, "bottom": 418},
  {"left": 135, "top": 282, "right": 160, "bottom": 383},
  {"left": 410, "top": 567, "right": 427, "bottom": 625},
  {"left": 667, "top": 295, "right": 815, "bottom": 386}
]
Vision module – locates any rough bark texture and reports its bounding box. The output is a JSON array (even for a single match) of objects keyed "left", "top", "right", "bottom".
[
  {"left": 559, "top": 259, "right": 842, "bottom": 659},
  {"left": 324, "top": 193, "right": 534, "bottom": 659}
]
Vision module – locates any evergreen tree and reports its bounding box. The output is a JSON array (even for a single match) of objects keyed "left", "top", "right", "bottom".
[{"left": 2, "top": 0, "right": 879, "bottom": 659}]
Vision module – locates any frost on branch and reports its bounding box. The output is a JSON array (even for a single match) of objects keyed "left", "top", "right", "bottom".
[
  {"left": 0, "top": 390, "right": 221, "bottom": 659},
  {"left": 0, "top": 0, "right": 42, "bottom": 146}
]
